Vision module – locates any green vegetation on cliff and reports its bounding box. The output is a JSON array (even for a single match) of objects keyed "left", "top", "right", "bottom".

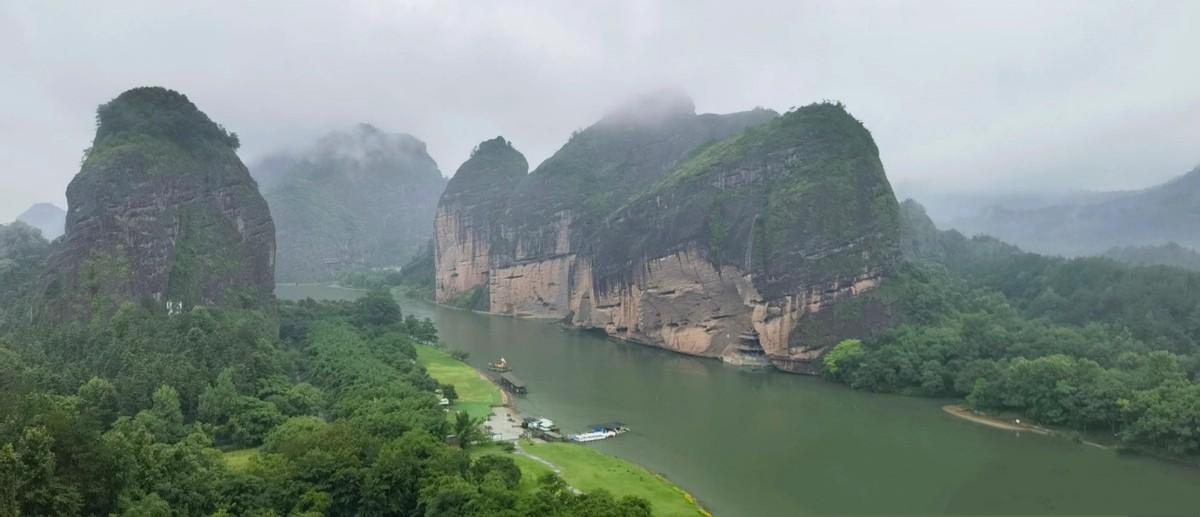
[
  {"left": 494, "top": 92, "right": 776, "bottom": 261},
  {"left": 594, "top": 102, "right": 900, "bottom": 302},
  {"left": 41, "top": 87, "right": 275, "bottom": 323}
]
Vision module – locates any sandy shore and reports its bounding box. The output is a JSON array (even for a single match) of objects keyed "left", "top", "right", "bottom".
[{"left": 942, "top": 404, "right": 1050, "bottom": 434}]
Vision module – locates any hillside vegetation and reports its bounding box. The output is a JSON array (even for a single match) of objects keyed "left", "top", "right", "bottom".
[{"left": 822, "top": 199, "right": 1200, "bottom": 457}]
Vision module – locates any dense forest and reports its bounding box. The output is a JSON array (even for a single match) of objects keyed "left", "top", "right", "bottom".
[
  {"left": 0, "top": 291, "right": 652, "bottom": 516},
  {"left": 823, "top": 200, "right": 1200, "bottom": 456}
]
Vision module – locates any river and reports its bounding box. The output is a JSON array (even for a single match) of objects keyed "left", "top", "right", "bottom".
[{"left": 278, "top": 284, "right": 1200, "bottom": 515}]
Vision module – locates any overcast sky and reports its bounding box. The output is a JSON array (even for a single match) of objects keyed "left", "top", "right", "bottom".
[{"left": 2, "top": 0, "right": 1198, "bottom": 222}]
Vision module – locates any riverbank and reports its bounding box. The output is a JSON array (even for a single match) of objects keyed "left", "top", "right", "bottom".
[
  {"left": 414, "top": 341, "right": 709, "bottom": 516},
  {"left": 942, "top": 404, "right": 1049, "bottom": 434},
  {"left": 416, "top": 344, "right": 503, "bottom": 419},
  {"left": 942, "top": 404, "right": 1118, "bottom": 451}
]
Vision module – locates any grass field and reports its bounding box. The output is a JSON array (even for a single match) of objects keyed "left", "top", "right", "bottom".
[
  {"left": 417, "top": 345, "right": 707, "bottom": 516},
  {"left": 523, "top": 441, "right": 707, "bottom": 516},
  {"left": 416, "top": 344, "right": 503, "bottom": 419},
  {"left": 470, "top": 442, "right": 708, "bottom": 517}
]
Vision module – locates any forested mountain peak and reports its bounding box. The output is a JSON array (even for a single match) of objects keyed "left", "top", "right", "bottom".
[
  {"left": 38, "top": 87, "right": 275, "bottom": 323},
  {"left": 255, "top": 124, "right": 447, "bottom": 281}
]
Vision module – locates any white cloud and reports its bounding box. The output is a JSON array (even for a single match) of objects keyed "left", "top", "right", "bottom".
[{"left": 2, "top": 0, "right": 1198, "bottom": 220}]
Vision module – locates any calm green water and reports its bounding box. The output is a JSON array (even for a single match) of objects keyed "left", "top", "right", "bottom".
[{"left": 279, "top": 285, "right": 1200, "bottom": 515}]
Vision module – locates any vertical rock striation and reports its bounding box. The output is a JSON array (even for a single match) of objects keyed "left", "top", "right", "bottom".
[
  {"left": 434, "top": 137, "right": 528, "bottom": 308},
  {"left": 39, "top": 87, "right": 275, "bottom": 322},
  {"left": 435, "top": 94, "right": 900, "bottom": 372}
]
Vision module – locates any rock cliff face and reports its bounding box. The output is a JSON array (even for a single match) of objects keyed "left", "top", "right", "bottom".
[
  {"left": 39, "top": 87, "right": 275, "bottom": 322},
  {"left": 434, "top": 137, "right": 528, "bottom": 307},
  {"left": 255, "top": 124, "right": 447, "bottom": 281},
  {"left": 435, "top": 95, "right": 900, "bottom": 372}
]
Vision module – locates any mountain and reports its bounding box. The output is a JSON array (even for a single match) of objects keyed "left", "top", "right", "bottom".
[
  {"left": 254, "top": 124, "right": 447, "bottom": 282},
  {"left": 1104, "top": 242, "right": 1200, "bottom": 271},
  {"left": 434, "top": 95, "right": 901, "bottom": 372},
  {"left": 14, "top": 203, "right": 66, "bottom": 240},
  {"left": 947, "top": 165, "right": 1200, "bottom": 256},
  {"left": 39, "top": 87, "right": 275, "bottom": 322}
]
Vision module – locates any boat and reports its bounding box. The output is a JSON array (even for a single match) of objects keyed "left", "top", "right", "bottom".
[
  {"left": 569, "top": 430, "right": 617, "bottom": 442},
  {"left": 487, "top": 357, "right": 511, "bottom": 372},
  {"left": 568, "top": 422, "right": 629, "bottom": 442}
]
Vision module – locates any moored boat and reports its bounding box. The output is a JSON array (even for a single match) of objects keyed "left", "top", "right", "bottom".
[
  {"left": 569, "top": 430, "right": 617, "bottom": 442},
  {"left": 487, "top": 357, "right": 511, "bottom": 372}
]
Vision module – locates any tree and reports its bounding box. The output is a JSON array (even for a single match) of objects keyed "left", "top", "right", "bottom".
[
  {"left": 198, "top": 368, "right": 240, "bottom": 425},
  {"left": 12, "top": 426, "right": 82, "bottom": 516},
  {"left": 0, "top": 444, "right": 18, "bottom": 517},
  {"left": 822, "top": 339, "right": 863, "bottom": 380},
  {"left": 78, "top": 376, "right": 120, "bottom": 428},
  {"left": 355, "top": 288, "right": 401, "bottom": 327},
  {"left": 441, "top": 384, "right": 458, "bottom": 403},
  {"left": 451, "top": 411, "right": 485, "bottom": 449},
  {"left": 132, "top": 385, "right": 185, "bottom": 442},
  {"left": 120, "top": 492, "right": 172, "bottom": 516},
  {"left": 469, "top": 455, "right": 521, "bottom": 489},
  {"left": 227, "top": 398, "right": 284, "bottom": 447}
]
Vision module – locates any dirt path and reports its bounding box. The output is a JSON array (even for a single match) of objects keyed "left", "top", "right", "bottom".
[{"left": 514, "top": 442, "right": 582, "bottom": 494}]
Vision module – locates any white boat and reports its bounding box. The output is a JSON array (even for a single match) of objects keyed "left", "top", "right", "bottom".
[{"left": 569, "top": 430, "right": 617, "bottom": 442}]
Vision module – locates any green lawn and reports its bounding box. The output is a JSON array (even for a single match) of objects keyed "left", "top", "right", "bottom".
[
  {"left": 221, "top": 448, "right": 258, "bottom": 472},
  {"left": 470, "top": 442, "right": 708, "bottom": 517},
  {"left": 416, "top": 344, "right": 503, "bottom": 419}
]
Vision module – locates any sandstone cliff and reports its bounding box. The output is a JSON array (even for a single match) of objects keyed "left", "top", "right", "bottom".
[
  {"left": 434, "top": 137, "right": 528, "bottom": 307},
  {"left": 255, "top": 124, "right": 447, "bottom": 281},
  {"left": 435, "top": 95, "right": 900, "bottom": 372},
  {"left": 39, "top": 87, "right": 275, "bottom": 322}
]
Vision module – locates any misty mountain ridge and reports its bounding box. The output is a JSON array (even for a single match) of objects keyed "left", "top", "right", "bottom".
[
  {"left": 255, "top": 123, "right": 448, "bottom": 282},
  {"left": 940, "top": 164, "right": 1200, "bottom": 256},
  {"left": 13, "top": 202, "right": 66, "bottom": 240}
]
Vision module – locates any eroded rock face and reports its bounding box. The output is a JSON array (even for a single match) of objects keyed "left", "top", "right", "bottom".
[
  {"left": 40, "top": 87, "right": 275, "bottom": 322},
  {"left": 434, "top": 137, "right": 528, "bottom": 307},
  {"left": 435, "top": 96, "right": 899, "bottom": 372}
]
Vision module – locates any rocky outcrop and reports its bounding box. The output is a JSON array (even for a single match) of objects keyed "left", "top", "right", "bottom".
[
  {"left": 39, "top": 87, "right": 275, "bottom": 322},
  {"left": 255, "top": 124, "right": 447, "bottom": 281},
  {"left": 434, "top": 137, "right": 527, "bottom": 307},
  {"left": 435, "top": 95, "right": 900, "bottom": 372}
]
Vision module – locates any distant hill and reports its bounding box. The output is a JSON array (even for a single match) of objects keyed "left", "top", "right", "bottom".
[
  {"left": 14, "top": 202, "right": 66, "bottom": 240},
  {"left": 947, "top": 165, "right": 1200, "bottom": 256},
  {"left": 254, "top": 124, "right": 448, "bottom": 282},
  {"left": 1104, "top": 242, "right": 1200, "bottom": 271}
]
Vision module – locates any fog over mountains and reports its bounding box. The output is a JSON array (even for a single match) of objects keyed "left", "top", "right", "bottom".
[{"left": 937, "top": 165, "right": 1200, "bottom": 256}]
